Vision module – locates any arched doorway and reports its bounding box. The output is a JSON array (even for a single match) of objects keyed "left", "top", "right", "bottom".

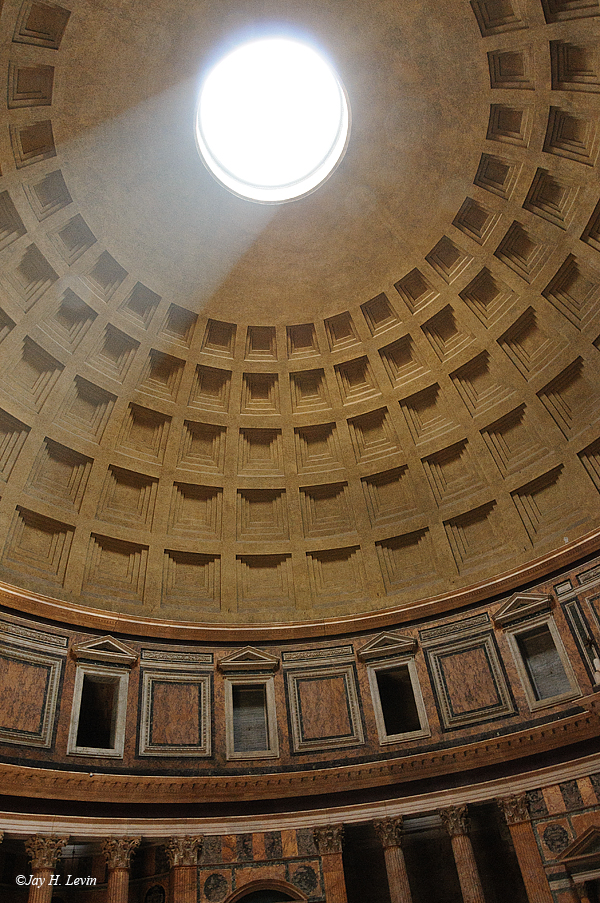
[{"left": 224, "top": 878, "right": 307, "bottom": 903}]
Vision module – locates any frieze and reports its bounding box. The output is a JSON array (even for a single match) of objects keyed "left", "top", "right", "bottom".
[
  {"left": 419, "top": 613, "right": 490, "bottom": 645},
  {"left": 0, "top": 618, "right": 68, "bottom": 650},
  {"left": 141, "top": 650, "right": 213, "bottom": 665},
  {"left": 282, "top": 645, "right": 353, "bottom": 663}
]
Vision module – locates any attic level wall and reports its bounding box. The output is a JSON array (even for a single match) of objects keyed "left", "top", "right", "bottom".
[{"left": 1, "top": 550, "right": 600, "bottom": 793}]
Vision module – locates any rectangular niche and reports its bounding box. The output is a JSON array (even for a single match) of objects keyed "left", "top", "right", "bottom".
[
  {"left": 169, "top": 482, "right": 223, "bottom": 538},
  {"left": 361, "top": 293, "right": 400, "bottom": 336},
  {"left": 23, "top": 170, "right": 72, "bottom": 221},
  {"left": 300, "top": 482, "right": 353, "bottom": 538},
  {"left": 139, "top": 670, "right": 211, "bottom": 756},
  {"left": 161, "top": 304, "right": 197, "bottom": 347},
  {"left": 294, "top": 422, "right": 343, "bottom": 473},
  {"left": 290, "top": 369, "right": 330, "bottom": 413},
  {"left": 361, "top": 466, "right": 417, "bottom": 525},
  {"left": 189, "top": 364, "right": 231, "bottom": 411},
  {"left": 88, "top": 325, "right": 140, "bottom": 383},
  {"left": 395, "top": 268, "right": 439, "bottom": 314},
  {"left": 178, "top": 420, "right": 226, "bottom": 473},
  {"left": 25, "top": 437, "right": 92, "bottom": 513},
  {"left": 83, "top": 534, "right": 148, "bottom": 604},
  {"left": 459, "top": 267, "right": 517, "bottom": 326},
  {"left": 42, "top": 290, "right": 97, "bottom": 351},
  {"left": 48, "top": 213, "right": 96, "bottom": 264},
  {"left": 306, "top": 546, "right": 365, "bottom": 604},
  {"left": 241, "top": 372, "right": 280, "bottom": 414},
  {"left": 54, "top": 376, "right": 116, "bottom": 443},
  {"left": 4, "top": 243, "right": 58, "bottom": 310},
  {"left": 239, "top": 428, "right": 284, "bottom": 475},
  {"left": 84, "top": 251, "right": 127, "bottom": 301},
  {"left": 3, "top": 506, "right": 73, "bottom": 586},
  {"left": 237, "top": 489, "right": 288, "bottom": 540},
  {"left": 324, "top": 311, "right": 359, "bottom": 351},
  {"left": 285, "top": 663, "right": 364, "bottom": 752},
  {"left": 0, "top": 646, "right": 62, "bottom": 748},
  {"left": 367, "top": 657, "right": 430, "bottom": 744},
  {"left": 117, "top": 404, "right": 171, "bottom": 463},
  {"left": 335, "top": 356, "right": 381, "bottom": 404},
  {"left": 444, "top": 501, "right": 507, "bottom": 573},
  {"left": 138, "top": 350, "right": 185, "bottom": 401},
  {"left": 245, "top": 325, "right": 277, "bottom": 360},
  {"left": 119, "top": 282, "right": 161, "bottom": 330},
  {"left": 0, "top": 408, "right": 30, "bottom": 482},
  {"left": 347, "top": 407, "right": 399, "bottom": 463},
  {"left": 97, "top": 466, "right": 159, "bottom": 529},
  {"left": 422, "top": 628, "right": 515, "bottom": 730},
  {"left": 236, "top": 554, "right": 295, "bottom": 608},
  {"left": 13, "top": 1, "right": 72, "bottom": 49},
  {"left": 201, "top": 319, "right": 236, "bottom": 357},
  {"left": 287, "top": 322, "right": 318, "bottom": 358},
  {"left": 67, "top": 662, "right": 129, "bottom": 758},
  {"left": 225, "top": 675, "right": 279, "bottom": 760},
  {"left": 379, "top": 334, "right": 428, "bottom": 388},
  {"left": 162, "top": 550, "right": 220, "bottom": 609},
  {"left": 376, "top": 529, "right": 439, "bottom": 594},
  {"left": 10, "top": 120, "right": 56, "bottom": 168},
  {"left": 0, "top": 191, "right": 26, "bottom": 250}
]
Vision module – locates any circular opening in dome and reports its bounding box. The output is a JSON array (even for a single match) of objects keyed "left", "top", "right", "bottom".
[{"left": 195, "top": 37, "right": 350, "bottom": 204}]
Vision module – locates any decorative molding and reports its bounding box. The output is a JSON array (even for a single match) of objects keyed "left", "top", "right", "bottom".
[
  {"left": 374, "top": 817, "right": 404, "bottom": 848},
  {"left": 218, "top": 646, "right": 279, "bottom": 673},
  {"left": 102, "top": 837, "right": 141, "bottom": 869},
  {"left": 166, "top": 835, "right": 204, "bottom": 867},
  {"left": 419, "top": 613, "right": 491, "bottom": 645},
  {"left": 0, "top": 617, "right": 68, "bottom": 650},
  {"left": 71, "top": 635, "right": 138, "bottom": 666},
  {"left": 313, "top": 825, "right": 344, "bottom": 854},
  {"left": 358, "top": 631, "right": 417, "bottom": 661},
  {"left": 493, "top": 593, "right": 552, "bottom": 627},
  {"left": 440, "top": 805, "right": 470, "bottom": 837},
  {"left": 497, "top": 793, "right": 529, "bottom": 825},
  {"left": 141, "top": 650, "right": 213, "bottom": 667},
  {"left": 25, "top": 835, "right": 69, "bottom": 869},
  {"left": 282, "top": 645, "right": 354, "bottom": 663}
]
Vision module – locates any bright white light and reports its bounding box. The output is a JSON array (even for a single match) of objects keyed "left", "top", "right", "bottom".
[{"left": 196, "top": 38, "right": 350, "bottom": 203}]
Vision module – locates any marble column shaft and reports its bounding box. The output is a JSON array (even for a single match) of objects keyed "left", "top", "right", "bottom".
[
  {"left": 313, "top": 826, "right": 348, "bottom": 903},
  {"left": 498, "top": 795, "right": 553, "bottom": 903},
  {"left": 166, "top": 836, "right": 203, "bottom": 903},
  {"left": 374, "top": 817, "right": 413, "bottom": 903},
  {"left": 440, "top": 806, "right": 486, "bottom": 903},
  {"left": 25, "top": 836, "right": 69, "bottom": 903},
  {"left": 102, "top": 837, "right": 141, "bottom": 903}
]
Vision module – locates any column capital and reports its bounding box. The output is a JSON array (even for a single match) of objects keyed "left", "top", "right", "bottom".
[
  {"left": 25, "top": 835, "right": 69, "bottom": 870},
  {"left": 497, "top": 793, "right": 530, "bottom": 825},
  {"left": 374, "top": 817, "right": 404, "bottom": 849},
  {"left": 166, "top": 835, "right": 204, "bottom": 867},
  {"left": 313, "top": 825, "right": 344, "bottom": 855},
  {"left": 440, "top": 805, "right": 470, "bottom": 838},
  {"left": 102, "top": 837, "right": 141, "bottom": 869}
]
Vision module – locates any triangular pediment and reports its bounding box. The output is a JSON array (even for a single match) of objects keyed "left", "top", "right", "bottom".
[
  {"left": 358, "top": 631, "right": 417, "bottom": 661},
  {"left": 493, "top": 593, "right": 552, "bottom": 627},
  {"left": 71, "top": 635, "right": 138, "bottom": 666},
  {"left": 559, "top": 826, "right": 600, "bottom": 863},
  {"left": 218, "top": 646, "right": 279, "bottom": 672}
]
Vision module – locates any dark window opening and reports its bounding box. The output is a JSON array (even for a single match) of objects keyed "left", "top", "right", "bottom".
[
  {"left": 376, "top": 665, "right": 421, "bottom": 735},
  {"left": 76, "top": 675, "right": 118, "bottom": 749},
  {"left": 517, "top": 625, "right": 571, "bottom": 700},
  {"left": 232, "top": 684, "right": 268, "bottom": 752}
]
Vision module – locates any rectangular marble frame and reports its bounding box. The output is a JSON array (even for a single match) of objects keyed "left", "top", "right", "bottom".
[
  {"left": 224, "top": 673, "right": 279, "bottom": 761},
  {"left": 0, "top": 643, "right": 63, "bottom": 748},
  {"left": 139, "top": 668, "right": 211, "bottom": 756},
  {"left": 285, "top": 662, "right": 364, "bottom": 753},
  {"left": 424, "top": 630, "right": 515, "bottom": 730}
]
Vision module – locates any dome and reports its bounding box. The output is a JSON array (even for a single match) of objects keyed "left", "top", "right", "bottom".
[{"left": 0, "top": 0, "right": 600, "bottom": 900}]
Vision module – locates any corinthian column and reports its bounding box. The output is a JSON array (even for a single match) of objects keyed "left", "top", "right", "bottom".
[
  {"left": 166, "top": 836, "right": 203, "bottom": 903},
  {"left": 102, "top": 837, "right": 141, "bottom": 903},
  {"left": 440, "top": 806, "right": 485, "bottom": 903},
  {"left": 497, "top": 794, "right": 553, "bottom": 903},
  {"left": 374, "top": 817, "right": 413, "bottom": 903},
  {"left": 25, "top": 835, "right": 69, "bottom": 903},
  {"left": 313, "top": 825, "right": 347, "bottom": 903}
]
